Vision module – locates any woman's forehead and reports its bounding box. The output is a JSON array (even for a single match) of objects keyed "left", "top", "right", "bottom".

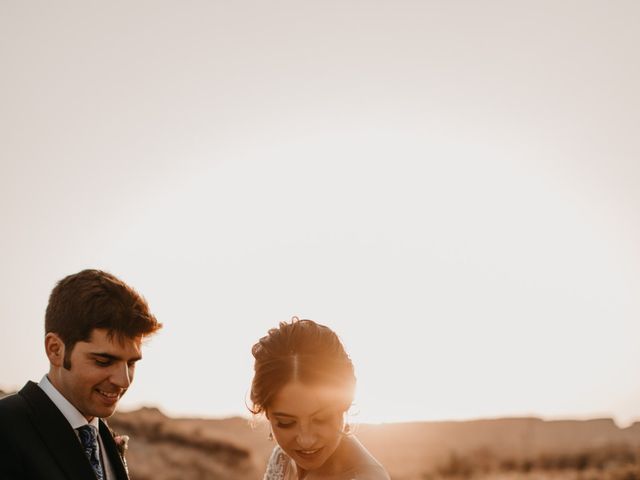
[{"left": 269, "top": 381, "right": 344, "bottom": 417}]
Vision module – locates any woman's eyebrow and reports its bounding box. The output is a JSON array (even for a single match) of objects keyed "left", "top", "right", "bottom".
[
  {"left": 272, "top": 412, "right": 296, "bottom": 418},
  {"left": 272, "top": 406, "right": 332, "bottom": 418}
]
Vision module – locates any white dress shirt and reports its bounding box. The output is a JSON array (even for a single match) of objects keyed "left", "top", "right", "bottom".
[{"left": 38, "top": 375, "right": 116, "bottom": 480}]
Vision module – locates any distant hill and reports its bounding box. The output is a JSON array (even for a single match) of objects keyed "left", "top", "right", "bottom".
[
  {"left": 109, "top": 407, "right": 260, "bottom": 480},
  {"left": 3, "top": 388, "right": 639, "bottom": 480},
  {"left": 354, "top": 417, "right": 640, "bottom": 479},
  {"left": 110, "top": 409, "right": 640, "bottom": 480}
]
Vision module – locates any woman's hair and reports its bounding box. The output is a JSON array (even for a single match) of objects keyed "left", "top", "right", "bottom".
[{"left": 250, "top": 317, "right": 356, "bottom": 415}]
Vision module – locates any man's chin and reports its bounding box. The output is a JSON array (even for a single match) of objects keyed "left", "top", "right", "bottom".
[
  {"left": 100, "top": 407, "right": 118, "bottom": 418},
  {"left": 84, "top": 403, "right": 119, "bottom": 420}
]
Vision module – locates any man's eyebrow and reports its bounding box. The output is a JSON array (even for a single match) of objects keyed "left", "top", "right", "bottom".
[{"left": 89, "top": 352, "right": 143, "bottom": 362}]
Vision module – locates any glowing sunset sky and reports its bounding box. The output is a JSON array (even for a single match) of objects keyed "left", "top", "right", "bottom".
[{"left": 1, "top": 1, "right": 639, "bottom": 425}]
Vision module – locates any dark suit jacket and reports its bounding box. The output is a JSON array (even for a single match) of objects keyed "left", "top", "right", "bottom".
[{"left": 0, "top": 381, "right": 129, "bottom": 480}]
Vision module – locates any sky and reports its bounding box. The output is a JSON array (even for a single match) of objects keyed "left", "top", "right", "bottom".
[{"left": 1, "top": 1, "right": 639, "bottom": 426}]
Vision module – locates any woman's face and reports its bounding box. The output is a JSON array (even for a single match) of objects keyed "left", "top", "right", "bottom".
[{"left": 267, "top": 381, "right": 347, "bottom": 473}]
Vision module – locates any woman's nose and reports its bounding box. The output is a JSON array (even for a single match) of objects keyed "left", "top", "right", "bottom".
[{"left": 296, "top": 430, "right": 318, "bottom": 449}]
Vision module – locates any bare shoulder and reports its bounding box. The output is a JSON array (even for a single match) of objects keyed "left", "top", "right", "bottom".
[
  {"left": 353, "top": 463, "right": 391, "bottom": 480},
  {"left": 343, "top": 436, "right": 390, "bottom": 480}
]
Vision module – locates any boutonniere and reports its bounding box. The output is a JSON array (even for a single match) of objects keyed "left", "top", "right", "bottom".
[
  {"left": 112, "top": 432, "right": 130, "bottom": 474},
  {"left": 114, "top": 434, "right": 129, "bottom": 458},
  {"left": 104, "top": 422, "right": 130, "bottom": 474}
]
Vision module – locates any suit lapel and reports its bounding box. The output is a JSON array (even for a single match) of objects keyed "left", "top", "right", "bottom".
[
  {"left": 19, "top": 381, "right": 98, "bottom": 479},
  {"left": 100, "top": 420, "right": 130, "bottom": 480}
]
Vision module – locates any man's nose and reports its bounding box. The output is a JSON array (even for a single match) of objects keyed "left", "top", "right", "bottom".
[{"left": 111, "top": 363, "right": 132, "bottom": 388}]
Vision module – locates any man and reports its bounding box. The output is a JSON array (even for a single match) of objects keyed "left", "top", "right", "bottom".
[{"left": 0, "top": 269, "right": 162, "bottom": 479}]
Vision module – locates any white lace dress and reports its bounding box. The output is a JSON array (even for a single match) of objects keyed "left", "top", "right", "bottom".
[
  {"left": 263, "top": 446, "right": 359, "bottom": 480},
  {"left": 263, "top": 446, "right": 291, "bottom": 480}
]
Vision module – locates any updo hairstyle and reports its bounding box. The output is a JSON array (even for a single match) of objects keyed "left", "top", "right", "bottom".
[{"left": 250, "top": 317, "right": 356, "bottom": 415}]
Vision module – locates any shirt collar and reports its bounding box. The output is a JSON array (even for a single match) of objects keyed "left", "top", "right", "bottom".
[{"left": 38, "top": 374, "right": 100, "bottom": 431}]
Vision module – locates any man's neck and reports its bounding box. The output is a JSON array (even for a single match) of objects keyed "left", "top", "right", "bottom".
[{"left": 40, "top": 374, "right": 96, "bottom": 425}]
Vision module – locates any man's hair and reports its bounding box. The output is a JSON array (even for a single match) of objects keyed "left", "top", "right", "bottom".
[{"left": 45, "top": 269, "right": 162, "bottom": 368}]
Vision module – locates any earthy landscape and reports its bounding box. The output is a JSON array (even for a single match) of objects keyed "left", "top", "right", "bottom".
[{"left": 2, "top": 389, "right": 640, "bottom": 479}]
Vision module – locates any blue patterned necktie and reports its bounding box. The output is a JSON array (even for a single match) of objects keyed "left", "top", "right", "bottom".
[{"left": 77, "top": 425, "right": 105, "bottom": 480}]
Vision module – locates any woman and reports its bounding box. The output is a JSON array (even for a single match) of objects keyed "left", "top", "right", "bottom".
[{"left": 250, "top": 317, "right": 390, "bottom": 480}]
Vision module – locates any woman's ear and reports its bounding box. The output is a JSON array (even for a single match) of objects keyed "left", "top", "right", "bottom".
[{"left": 45, "top": 332, "right": 66, "bottom": 367}]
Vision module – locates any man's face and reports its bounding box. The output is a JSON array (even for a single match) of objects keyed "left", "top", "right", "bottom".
[{"left": 49, "top": 328, "right": 143, "bottom": 421}]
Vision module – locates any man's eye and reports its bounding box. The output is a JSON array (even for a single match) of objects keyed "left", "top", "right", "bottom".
[{"left": 95, "top": 359, "right": 111, "bottom": 366}]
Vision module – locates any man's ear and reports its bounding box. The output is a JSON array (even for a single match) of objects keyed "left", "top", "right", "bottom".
[{"left": 45, "top": 332, "right": 66, "bottom": 367}]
